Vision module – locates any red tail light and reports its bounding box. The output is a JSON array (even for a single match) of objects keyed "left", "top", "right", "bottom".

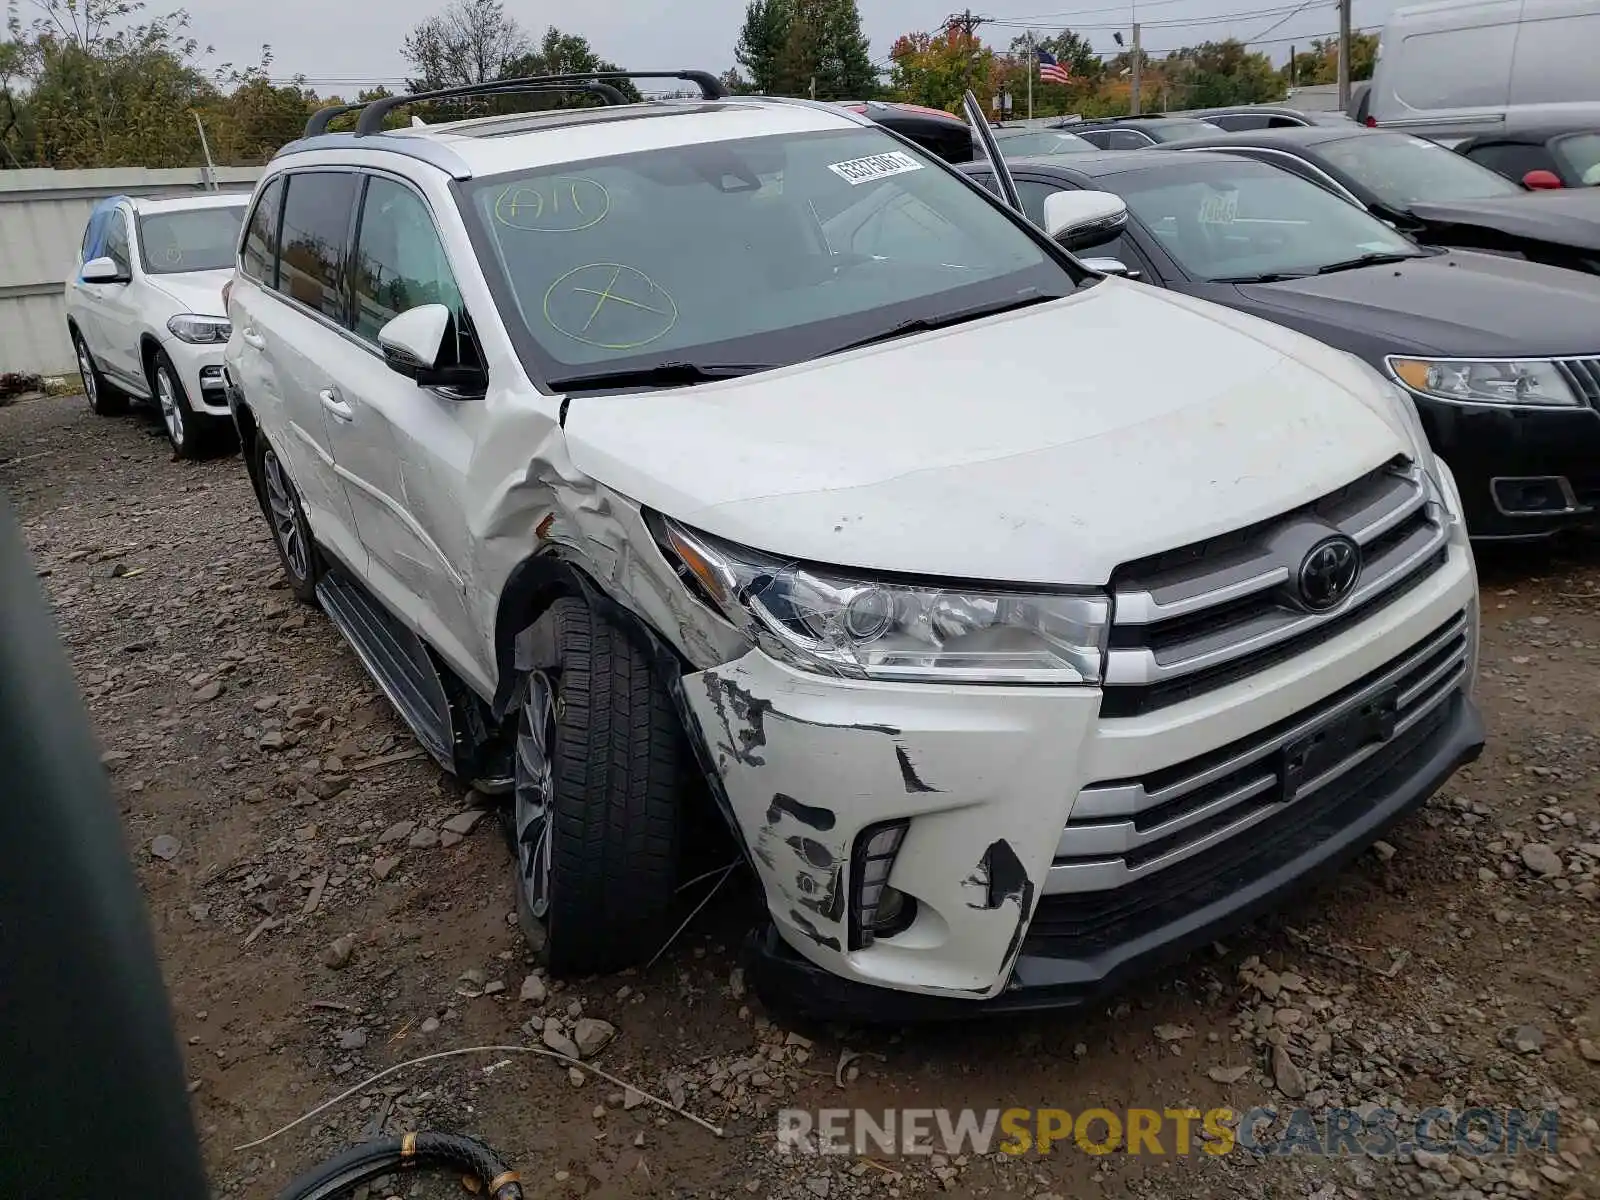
[{"left": 1364, "top": 115, "right": 1377, "bottom": 127}]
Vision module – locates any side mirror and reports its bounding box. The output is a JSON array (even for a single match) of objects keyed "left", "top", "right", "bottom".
[
  {"left": 1522, "top": 169, "right": 1563, "bottom": 191},
  {"left": 80, "top": 257, "right": 126, "bottom": 284},
  {"left": 1081, "top": 256, "right": 1140, "bottom": 280},
  {"left": 1042, "top": 190, "right": 1129, "bottom": 253},
  {"left": 377, "top": 304, "right": 484, "bottom": 392}
]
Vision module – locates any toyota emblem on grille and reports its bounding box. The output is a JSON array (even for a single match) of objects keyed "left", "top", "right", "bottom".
[{"left": 1298, "top": 536, "right": 1361, "bottom": 612}]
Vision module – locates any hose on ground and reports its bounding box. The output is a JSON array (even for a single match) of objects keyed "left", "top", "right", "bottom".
[{"left": 274, "top": 1130, "right": 523, "bottom": 1200}]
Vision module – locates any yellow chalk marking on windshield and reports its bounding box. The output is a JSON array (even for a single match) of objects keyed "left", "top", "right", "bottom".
[
  {"left": 493, "top": 179, "right": 611, "bottom": 232},
  {"left": 543, "top": 263, "right": 678, "bottom": 351}
]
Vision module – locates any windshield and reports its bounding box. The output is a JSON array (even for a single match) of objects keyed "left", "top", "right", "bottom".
[
  {"left": 1320, "top": 132, "right": 1523, "bottom": 207},
  {"left": 464, "top": 126, "right": 1073, "bottom": 385},
  {"left": 996, "top": 130, "right": 1095, "bottom": 158},
  {"left": 1111, "top": 157, "right": 1423, "bottom": 282},
  {"left": 1554, "top": 132, "right": 1600, "bottom": 186},
  {"left": 136, "top": 206, "right": 246, "bottom": 274}
]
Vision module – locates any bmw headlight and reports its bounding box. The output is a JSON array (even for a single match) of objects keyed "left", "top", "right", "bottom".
[
  {"left": 660, "top": 519, "right": 1109, "bottom": 684},
  {"left": 1387, "top": 356, "right": 1580, "bottom": 408},
  {"left": 167, "top": 314, "right": 231, "bottom": 344}
]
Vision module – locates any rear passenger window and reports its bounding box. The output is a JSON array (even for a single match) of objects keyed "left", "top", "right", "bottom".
[
  {"left": 277, "top": 171, "right": 358, "bottom": 322},
  {"left": 351, "top": 177, "right": 464, "bottom": 341},
  {"left": 240, "top": 177, "right": 284, "bottom": 286},
  {"left": 1109, "top": 130, "right": 1152, "bottom": 149}
]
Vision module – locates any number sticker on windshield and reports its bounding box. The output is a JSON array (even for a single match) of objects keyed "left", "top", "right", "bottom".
[
  {"left": 827, "top": 151, "right": 924, "bottom": 186},
  {"left": 1198, "top": 190, "right": 1238, "bottom": 225}
]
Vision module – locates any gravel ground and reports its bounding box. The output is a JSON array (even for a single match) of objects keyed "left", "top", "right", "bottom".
[{"left": 3, "top": 391, "right": 1598, "bottom": 1200}]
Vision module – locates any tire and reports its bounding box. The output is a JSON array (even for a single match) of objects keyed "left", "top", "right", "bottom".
[
  {"left": 150, "top": 349, "right": 229, "bottom": 460},
  {"left": 252, "top": 434, "right": 321, "bottom": 605},
  {"left": 73, "top": 330, "right": 127, "bottom": 416},
  {"left": 513, "top": 597, "right": 685, "bottom": 977}
]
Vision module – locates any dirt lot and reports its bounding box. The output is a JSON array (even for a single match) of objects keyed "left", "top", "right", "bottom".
[{"left": 3, "top": 390, "right": 1598, "bottom": 1200}]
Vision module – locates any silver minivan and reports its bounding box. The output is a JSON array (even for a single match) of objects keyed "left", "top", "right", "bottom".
[{"left": 1368, "top": 0, "right": 1600, "bottom": 145}]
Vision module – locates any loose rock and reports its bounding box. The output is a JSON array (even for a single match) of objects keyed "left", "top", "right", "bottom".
[
  {"left": 150, "top": 834, "right": 180, "bottom": 861},
  {"left": 321, "top": 935, "right": 355, "bottom": 970},
  {"left": 573, "top": 1017, "right": 617, "bottom": 1059}
]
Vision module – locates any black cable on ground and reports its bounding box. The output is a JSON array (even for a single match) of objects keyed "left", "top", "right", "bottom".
[{"left": 274, "top": 1131, "right": 523, "bottom": 1200}]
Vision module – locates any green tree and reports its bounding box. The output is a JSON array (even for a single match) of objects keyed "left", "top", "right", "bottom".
[
  {"left": 17, "top": 0, "right": 220, "bottom": 168},
  {"left": 734, "top": 0, "right": 791, "bottom": 94},
  {"left": 502, "top": 27, "right": 642, "bottom": 105},
  {"left": 1161, "top": 39, "right": 1281, "bottom": 109},
  {"left": 1285, "top": 32, "right": 1378, "bottom": 85},
  {"left": 780, "top": 0, "right": 876, "bottom": 100},
  {"left": 888, "top": 26, "right": 992, "bottom": 112}
]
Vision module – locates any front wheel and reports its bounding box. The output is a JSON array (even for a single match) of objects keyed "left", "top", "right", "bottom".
[
  {"left": 513, "top": 597, "right": 685, "bottom": 977},
  {"left": 151, "top": 350, "right": 229, "bottom": 460}
]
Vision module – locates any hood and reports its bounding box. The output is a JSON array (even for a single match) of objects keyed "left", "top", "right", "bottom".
[
  {"left": 1407, "top": 189, "right": 1600, "bottom": 258},
  {"left": 146, "top": 268, "right": 232, "bottom": 318},
  {"left": 1236, "top": 250, "right": 1600, "bottom": 357},
  {"left": 560, "top": 281, "right": 1413, "bottom": 586}
]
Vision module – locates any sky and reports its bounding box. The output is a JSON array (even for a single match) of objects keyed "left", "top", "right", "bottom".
[{"left": 169, "top": 0, "right": 1401, "bottom": 94}]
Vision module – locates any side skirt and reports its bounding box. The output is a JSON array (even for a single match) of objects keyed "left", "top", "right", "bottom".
[{"left": 314, "top": 564, "right": 508, "bottom": 783}]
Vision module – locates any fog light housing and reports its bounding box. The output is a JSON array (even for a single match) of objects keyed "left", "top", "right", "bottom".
[{"left": 851, "top": 820, "right": 915, "bottom": 949}]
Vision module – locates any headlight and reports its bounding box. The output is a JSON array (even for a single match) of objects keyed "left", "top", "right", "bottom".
[
  {"left": 167, "top": 314, "right": 231, "bottom": 344},
  {"left": 1387, "top": 356, "right": 1580, "bottom": 408},
  {"left": 660, "top": 519, "right": 1109, "bottom": 685}
]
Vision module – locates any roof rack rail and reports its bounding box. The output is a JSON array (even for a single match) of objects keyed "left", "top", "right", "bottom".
[
  {"left": 304, "top": 79, "right": 630, "bottom": 138},
  {"left": 319, "top": 70, "right": 725, "bottom": 138}
]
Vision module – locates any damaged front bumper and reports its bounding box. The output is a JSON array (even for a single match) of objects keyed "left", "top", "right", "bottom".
[
  {"left": 746, "top": 690, "right": 1482, "bottom": 1020},
  {"left": 678, "top": 542, "right": 1484, "bottom": 1019}
]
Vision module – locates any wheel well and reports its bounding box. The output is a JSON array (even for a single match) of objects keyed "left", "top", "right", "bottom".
[
  {"left": 138, "top": 335, "right": 162, "bottom": 384},
  {"left": 490, "top": 554, "right": 687, "bottom": 721},
  {"left": 233, "top": 400, "right": 264, "bottom": 500}
]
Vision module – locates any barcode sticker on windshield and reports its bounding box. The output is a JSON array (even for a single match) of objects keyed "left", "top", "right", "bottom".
[{"left": 828, "top": 151, "right": 924, "bottom": 186}]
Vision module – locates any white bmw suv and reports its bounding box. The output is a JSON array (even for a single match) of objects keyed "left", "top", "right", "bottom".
[
  {"left": 65, "top": 192, "right": 247, "bottom": 458},
  {"left": 223, "top": 72, "right": 1485, "bottom": 1019}
]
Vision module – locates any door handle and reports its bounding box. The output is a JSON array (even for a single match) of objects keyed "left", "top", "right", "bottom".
[
  {"left": 240, "top": 328, "right": 266, "bottom": 349},
  {"left": 319, "top": 388, "right": 354, "bottom": 422}
]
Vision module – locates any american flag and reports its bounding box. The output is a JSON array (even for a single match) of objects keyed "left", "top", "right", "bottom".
[{"left": 1037, "top": 48, "right": 1073, "bottom": 85}]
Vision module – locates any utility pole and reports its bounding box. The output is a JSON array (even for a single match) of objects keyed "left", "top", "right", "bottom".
[
  {"left": 1130, "top": 21, "right": 1142, "bottom": 115},
  {"left": 1026, "top": 29, "right": 1034, "bottom": 121},
  {"left": 193, "top": 112, "right": 217, "bottom": 191},
  {"left": 1289, "top": 44, "right": 1297, "bottom": 90},
  {"left": 1337, "top": 0, "right": 1352, "bottom": 111}
]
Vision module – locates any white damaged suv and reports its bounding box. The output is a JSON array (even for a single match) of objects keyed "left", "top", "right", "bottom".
[{"left": 223, "top": 73, "right": 1484, "bottom": 1018}]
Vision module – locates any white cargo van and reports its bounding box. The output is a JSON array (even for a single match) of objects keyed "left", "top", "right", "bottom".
[{"left": 1368, "top": 0, "right": 1600, "bottom": 144}]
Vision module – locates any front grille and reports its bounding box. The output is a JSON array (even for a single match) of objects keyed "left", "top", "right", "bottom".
[
  {"left": 1555, "top": 358, "right": 1600, "bottom": 408},
  {"left": 1023, "top": 616, "right": 1470, "bottom": 958},
  {"left": 1047, "top": 609, "right": 1470, "bottom": 898},
  {"left": 1101, "top": 458, "right": 1449, "bottom": 717}
]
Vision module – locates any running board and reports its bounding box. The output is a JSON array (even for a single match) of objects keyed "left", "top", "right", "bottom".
[{"left": 316, "top": 567, "right": 457, "bottom": 773}]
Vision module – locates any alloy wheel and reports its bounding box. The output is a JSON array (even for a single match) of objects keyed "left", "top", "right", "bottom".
[
  {"left": 261, "top": 448, "right": 309, "bottom": 581},
  {"left": 77, "top": 342, "right": 98, "bottom": 410},
  {"left": 155, "top": 367, "right": 184, "bottom": 448},
  {"left": 515, "top": 669, "right": 558, "bottom": 928}
]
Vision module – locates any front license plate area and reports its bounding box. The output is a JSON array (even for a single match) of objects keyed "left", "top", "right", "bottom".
[{"left": 1280, "top": 686, "right": 1400, "bottom": 802}]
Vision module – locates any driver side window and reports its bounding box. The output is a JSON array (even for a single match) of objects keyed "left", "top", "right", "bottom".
[
  {"left": 351, "top": 176, "right": 466, "bottom": 343},
  {"left": 104, "top": 212, "right": 132, "bottom": 275}
]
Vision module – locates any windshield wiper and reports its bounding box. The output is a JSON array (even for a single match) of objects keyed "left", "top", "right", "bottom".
[
  {"left": 822, "top": 293, "right": 1066, "bottom": 358},
  {"left": 1214, "top": 251, "right": 1424, "bottom": 284},
  {"left": 1309, "top": 251, "right": 1423, "bottom": 275},
  {"left": 548, "top": 361, "right": 773, "bottom": 393}
]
